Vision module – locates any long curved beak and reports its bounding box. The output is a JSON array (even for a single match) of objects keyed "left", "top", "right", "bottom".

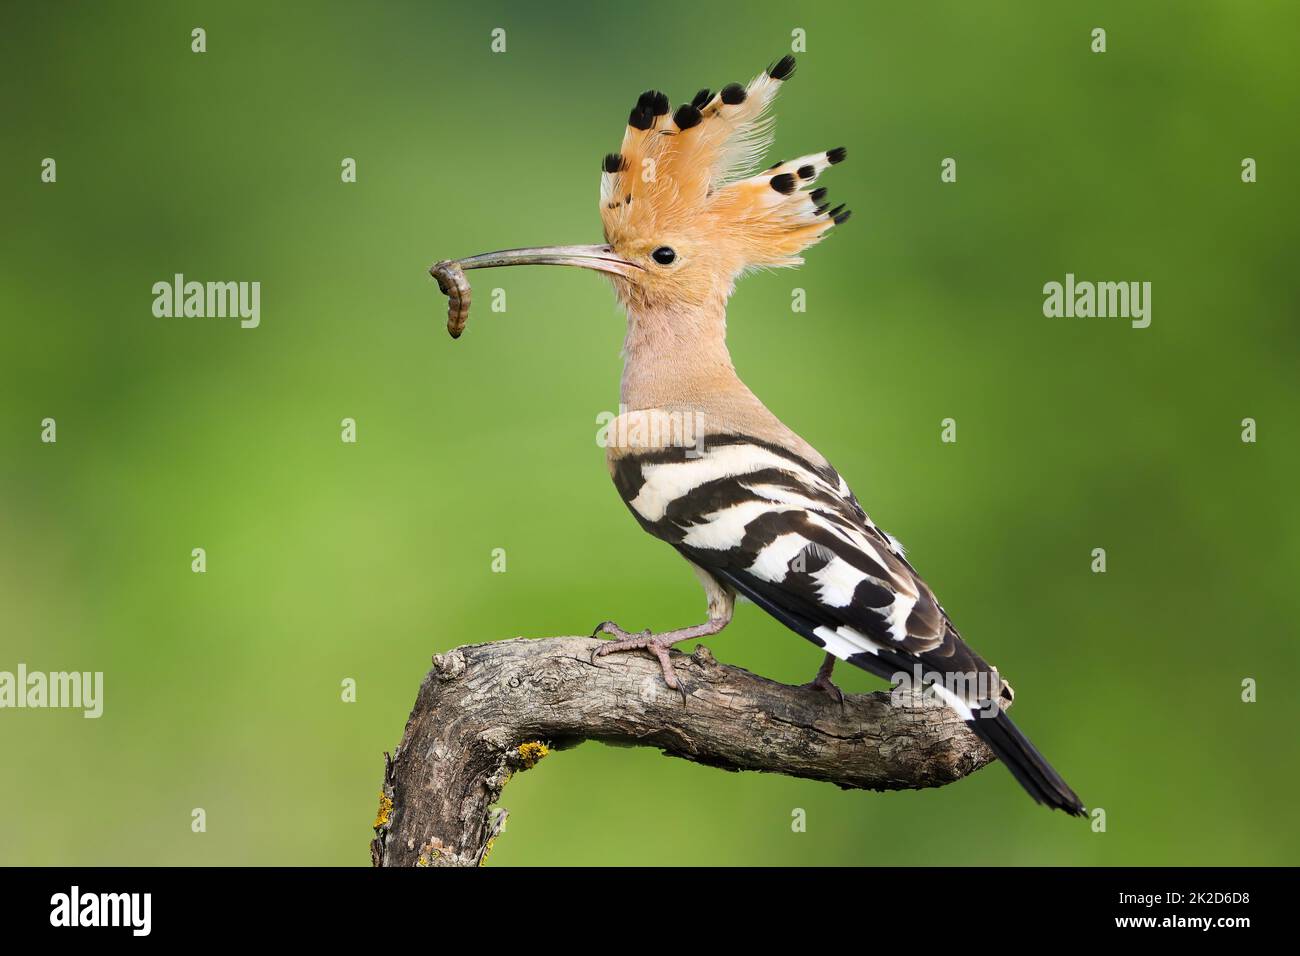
[{"left": 434, "top": 243, "right": 642, "bottom": 280}]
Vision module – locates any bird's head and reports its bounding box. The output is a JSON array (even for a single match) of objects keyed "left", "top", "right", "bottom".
[{"left": 440, "top": 55, "right": 849, "bottom": 316}]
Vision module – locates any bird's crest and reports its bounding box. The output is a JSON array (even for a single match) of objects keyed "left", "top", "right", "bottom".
[{"left": 599, "top": 55, "right": 849, "bottom": 270}]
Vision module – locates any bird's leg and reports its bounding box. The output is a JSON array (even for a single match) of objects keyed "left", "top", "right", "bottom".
[
  {"left": 591, "top": 564, "right": 734, "bottom": 691},
  {"left": 802, "top": 653, "right": 844, "bottom": 704}
]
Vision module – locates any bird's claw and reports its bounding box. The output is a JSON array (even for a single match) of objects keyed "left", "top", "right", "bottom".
[
  {"left": 801, "top": 653, "right": 845, "bottom": 707},
  {"left": 802, "top": 673, "right": 845, "bottom": 707},
  {"left": 589, "top": 620, "right": 689, "bottom": 704},
  {"left": 591, "top": 620, "right": 651, "bottom": 643}
]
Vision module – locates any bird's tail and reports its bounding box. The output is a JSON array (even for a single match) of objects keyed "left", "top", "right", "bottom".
[
  {"left": 967, "top": 708, "right": 1086, "bottom": 816},
  {"left": 705, "top": 564, "right": 1086, "bottom": 816}
]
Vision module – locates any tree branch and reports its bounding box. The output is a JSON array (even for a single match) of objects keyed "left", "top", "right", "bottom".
[{"left": 370, "top": 636, "right": 996, "bottom": 867}]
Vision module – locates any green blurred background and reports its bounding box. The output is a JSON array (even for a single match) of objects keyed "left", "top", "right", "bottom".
[{"left": 2, "top": 0, "right": 1297, "bottom": 866}]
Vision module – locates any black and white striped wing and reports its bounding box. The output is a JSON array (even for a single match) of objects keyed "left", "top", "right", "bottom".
[
  {"left": 611, "top": 434, "right": 995, "bottom": 696},
  {"left": 611, "top": 433, "right": 1086, "bottom": 814}
]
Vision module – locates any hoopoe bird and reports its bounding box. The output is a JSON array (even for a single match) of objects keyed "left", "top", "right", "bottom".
[{"left": 435, "top": 55, "right": 1085, "bottom": 815}]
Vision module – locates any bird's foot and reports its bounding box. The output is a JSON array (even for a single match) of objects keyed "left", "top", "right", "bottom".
[
  {"left": 590, "top": 619, "right": 718, "bottom": 694},
  {"left": 801, "top": 653, "right": 845, "bottom": 705},
  {"left": 802, "top": 673, "right": 845, "bottom": 704}
]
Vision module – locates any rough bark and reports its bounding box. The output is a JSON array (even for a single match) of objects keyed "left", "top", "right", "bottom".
[{"left": 370, "top": 636, "right": 996, "bottom": 867}]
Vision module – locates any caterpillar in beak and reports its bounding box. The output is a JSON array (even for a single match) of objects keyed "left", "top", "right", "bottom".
[{"left": 429, "top": 259, "right": 471, "bottom": 339}]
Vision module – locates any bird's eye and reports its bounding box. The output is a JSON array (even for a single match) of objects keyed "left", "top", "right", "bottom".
[{"left": 651, "top": 247, "right": 676, "bottom": 266}]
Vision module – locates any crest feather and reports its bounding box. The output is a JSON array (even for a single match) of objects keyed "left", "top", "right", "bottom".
[{"left": 600, "top": 56, "right": 850, "bottom": 267}]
